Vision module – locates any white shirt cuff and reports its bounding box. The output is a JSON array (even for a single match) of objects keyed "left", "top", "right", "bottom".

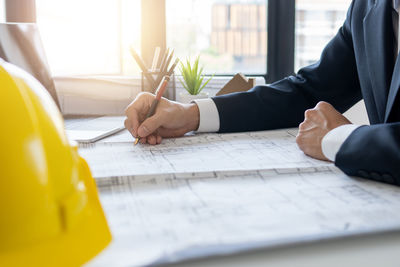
[
  {"left": 192, "top": 98, "right": 220, "bottom": 132},
  {"left": 321, "top": 124, "right": 361, "bottom": 161}
]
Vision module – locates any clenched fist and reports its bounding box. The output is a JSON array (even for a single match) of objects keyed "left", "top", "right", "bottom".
[{"left": 296, "top": 101, "right": 351, "bottom": 161}]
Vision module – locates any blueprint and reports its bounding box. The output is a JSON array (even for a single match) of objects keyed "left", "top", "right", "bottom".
[
  {"left": 80, "top": 129, "right": 400, "bottom": 266},
  {"left": 79, "top": 129, "right": 330, "bottom": 178},
  {"left": 88, "top": 167, "right": 400, "bottom": 267}
]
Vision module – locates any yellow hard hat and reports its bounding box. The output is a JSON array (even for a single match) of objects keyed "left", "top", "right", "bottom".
[{"left": 0, "top": 59, "right": 111, "bottom": 266}]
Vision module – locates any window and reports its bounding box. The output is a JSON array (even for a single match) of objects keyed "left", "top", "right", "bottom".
[
  {"left": 36, "top": 0, "right": 141, "bottom": 76},
  {"left": 295, "top": 0, "right": 352, "bottom": 71},
  {"left": 31, "top": 0, "right": 354, "bottom": 78},
  {"left": 166, "top": 0, "right": 268, "bottom": 75}
]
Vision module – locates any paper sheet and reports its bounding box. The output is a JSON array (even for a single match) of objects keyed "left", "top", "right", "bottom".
[
  {"left": 64, "top": 116, "right": 125, "bottom": 131},
  {"left": 88, "top": 167, "right": 400, "bottom": 267},
  {"left": 79, "top": 129, "right": 330, "bottom": 178},
  {"left": 80, "top": 129, "right": 400, "bottom": 266}
]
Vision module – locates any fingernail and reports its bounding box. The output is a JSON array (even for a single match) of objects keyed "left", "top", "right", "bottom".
[{"left": 138, "top": 125, "right": 149, "bottom": 137}]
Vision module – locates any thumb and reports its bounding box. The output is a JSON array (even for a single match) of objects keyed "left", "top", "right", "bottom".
[{"left": 138, "top": 115, "right": 163, "bottom": 137}]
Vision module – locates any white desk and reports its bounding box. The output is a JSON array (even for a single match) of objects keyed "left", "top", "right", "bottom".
[
  {"left": 82, "top": 129, "right": 400, "bottom": 267},
  {"left": 163, "top": 231, "right": 400, "bottom": 267}
]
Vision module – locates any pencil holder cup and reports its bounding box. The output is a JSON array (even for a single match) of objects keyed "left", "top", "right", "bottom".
[{"left": 141, "top": 71, "right": 176, "bottom": 100}]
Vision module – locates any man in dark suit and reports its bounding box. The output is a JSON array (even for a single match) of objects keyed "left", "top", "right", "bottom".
[{"left": 125, "top": 0, "right": 400, "bottom": 186}]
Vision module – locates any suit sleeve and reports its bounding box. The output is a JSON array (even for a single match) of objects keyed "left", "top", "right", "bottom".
[
  {"left": 212, "top": 0, "right": 362, "bottom": 133},
  {"left": 335, "top": 123, "right": 400, "bottom": 186}
]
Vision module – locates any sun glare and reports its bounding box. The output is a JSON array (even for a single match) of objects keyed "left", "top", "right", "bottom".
[{"left": 36, "top": 0, "right": 141, "bottom": 76}]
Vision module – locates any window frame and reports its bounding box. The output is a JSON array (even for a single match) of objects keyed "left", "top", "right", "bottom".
[
  {"left": 266, "top": 0, "right": 295, "bottom": 83},
  {"left": 5, "top": 0, "right": 36, "bottom": 23}
]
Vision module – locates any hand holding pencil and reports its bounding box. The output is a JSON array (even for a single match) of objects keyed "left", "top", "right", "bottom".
[
  {"left": 124, "top": 88, "right": 201, "bottom": 146},
  {"left": 133, "top": 75, "right": 171, "bottom": 145},
  {"left": 126, "top": 45, "right": 192, "bottom": 145}
]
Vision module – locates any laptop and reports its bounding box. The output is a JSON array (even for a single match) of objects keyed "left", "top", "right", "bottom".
[{"left": 0, "top": 23, "right": 125, "bottom": 143}]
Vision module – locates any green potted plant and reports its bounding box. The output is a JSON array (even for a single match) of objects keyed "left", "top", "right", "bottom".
[{"left": 178, "top": 56, "right": 213, "bottom": 103}]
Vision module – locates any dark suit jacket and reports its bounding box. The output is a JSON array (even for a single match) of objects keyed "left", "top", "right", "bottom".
[{"left": 212, "top": 0, "right": 400, "bottom": 186}]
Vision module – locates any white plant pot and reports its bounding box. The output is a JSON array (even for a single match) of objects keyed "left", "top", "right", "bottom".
[{"left": 178, "top": 91, "right": 209, "bottom": 103}]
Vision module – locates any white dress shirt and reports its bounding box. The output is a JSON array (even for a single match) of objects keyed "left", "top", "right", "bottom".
[{"left": 194, "top": 0, "right": 400, "bottom": 161}]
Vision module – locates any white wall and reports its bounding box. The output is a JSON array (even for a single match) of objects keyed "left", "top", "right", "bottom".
[
  {"left": 55, "top": 76, "right": 265, "bottom": 115},
  {"left": 55, "top": 75, "right": 370, "bottom": 125}
]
